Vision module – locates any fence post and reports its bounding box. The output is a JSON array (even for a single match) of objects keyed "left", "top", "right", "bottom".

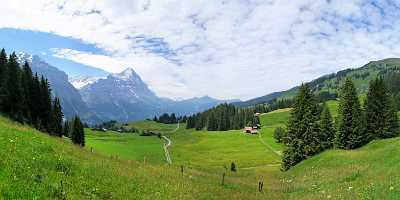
[
  {"left": 258, "top": 181, "right": 264, "bottom": 192},
  {"left": 221, "top": 173, "right": 225, "bottom": 186}
]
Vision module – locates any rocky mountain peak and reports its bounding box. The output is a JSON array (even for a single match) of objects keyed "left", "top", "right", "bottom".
[{"left": 111, "top": 68, "right": 140, "bottom": 81}]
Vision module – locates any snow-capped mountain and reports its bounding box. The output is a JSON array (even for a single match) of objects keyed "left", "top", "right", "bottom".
[
  {"left": 17, "top": 53, "right": 237, "bottom": 123},
  {"left": 16, "top": 52, "right": 99, "bottom": 123},
  {"left": 79, "top": 68, "right": 235, "bottom": 122},
  {"left": 79, "top": 68, "right": 162, "bottom": 122},
  {"left": 69, "top": 75, "right": 105, "bottom": 89}
]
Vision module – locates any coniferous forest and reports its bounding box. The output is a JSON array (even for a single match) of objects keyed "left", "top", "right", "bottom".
[
  {"left": 282, "top": 77, "right": 399, "bottom": 170},
  {"left": 0, "top": 48, "right": 84, "bottom": 145},
  {"left": 186, "top": 103, "right": 257, "bottom": 131}
]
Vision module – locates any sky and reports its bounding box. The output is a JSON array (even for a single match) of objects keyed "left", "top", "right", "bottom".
[{"left": 1, "top": 0, "right": 400, "bottom": 100}]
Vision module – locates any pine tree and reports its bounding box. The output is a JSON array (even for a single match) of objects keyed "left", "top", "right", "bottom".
[
  {"left": 207, "top": 112, "right": 217, "bottom": 131},
  {"left": 31, "top": 74, "right": 41, "bottom": 128},
  {"left": 39, "top": 77, "right": 53, "bottom": 133},
  {"left": 71, "top": 116, "right": 85, "bottom": 146},
  {"left": 52, "top": 97, "right": 64, "bottom": 137},
  {"left": 4, "top": 52, "right": 24, "bottom": 122},
  {"left": 21, "top": 62, "right": 34, "bottom": 122},
  {"left": 281, "top": 84, "right": 321, "bottom": 171},
  {"left": 335, "top": 78, "right": 367, "bottom": 149},
  {"left": 0, "top": 49, "right": 8, "bottom": 112},
  {"left": 365, "top": 78, "right": 399, "bottom": 139},
  {"left": 63, "top": 120, "right": 71, "bottom": 138},
  {"left": 319, "top": 103, "right": 335, "bottom": 149}
]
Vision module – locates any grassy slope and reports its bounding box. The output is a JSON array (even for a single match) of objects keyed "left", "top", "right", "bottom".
[
  {"left": 0, "top": 116, "right": 277, "bottom": 199},
  {"left": 280, "top": 137, "right": 400, "bottom": 199},
  {"left": 3, "top": 99, "right": 400, "bottom": 199}
]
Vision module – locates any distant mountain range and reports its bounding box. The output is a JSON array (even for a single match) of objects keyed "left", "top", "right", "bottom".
[
  {"left": 17, "top": 53, "right": 236, "bottom": 123},
  {"left": 77, "top": 68, "right": 237, "bottom": 122},
  {"left": 236, "top": 58, "right": 400, "bottom": 107}
]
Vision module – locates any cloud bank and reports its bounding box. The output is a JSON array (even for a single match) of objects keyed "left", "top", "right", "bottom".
[{"left": 1, "top": 0, "right": 400, "bottom": 100}]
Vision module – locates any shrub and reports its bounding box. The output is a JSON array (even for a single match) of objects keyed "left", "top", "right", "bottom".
[
  {"left": 274, "top": 127, "right": 286, "bottom": 143},
  {"left": 231, "top": 162, "right": 237, "bottom": 172}
]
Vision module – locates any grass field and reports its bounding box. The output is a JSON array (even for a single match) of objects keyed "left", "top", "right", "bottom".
[
  {"left": 2, "top": 99, "right": 400, "bottom": 199},
  {"left": 85, "top": 129, "right": 165, "bottom": 164},
  {"left": 0, "top": 116, "right": 279, "bottom": 199}
]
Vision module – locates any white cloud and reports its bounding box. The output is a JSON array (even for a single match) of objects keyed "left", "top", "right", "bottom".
[{"left": 1, "top": 0, "right": 400, "bottom": 100}]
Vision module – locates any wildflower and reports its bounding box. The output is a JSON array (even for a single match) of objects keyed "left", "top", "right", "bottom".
[
  {"left": 390, "top": 186, "right": 394, "bottom": 191},
  {"left": 348, "top": 186, "right": 353, "bottom": 191}
]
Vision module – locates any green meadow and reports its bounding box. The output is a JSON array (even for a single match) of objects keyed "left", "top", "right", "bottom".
[
  {"left": 85, "top": 129, "right": 165, "bottom": 164},
  {"left": 2, "top": 100, "right": 400, "bottom": 199}
]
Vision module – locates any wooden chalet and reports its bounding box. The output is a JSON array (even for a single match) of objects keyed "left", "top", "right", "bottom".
[{"left": 244, "top": 126, "right": 259, "bottom": 134}]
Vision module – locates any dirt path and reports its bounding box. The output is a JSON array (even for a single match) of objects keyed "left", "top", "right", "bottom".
[
  {"left": 162, "top": 121, "right": 179, "bottom": 165},
  {"left": 162, "top": 135, "right": 172, "bottom": 164},
  {"left": 240, "top": 163, "right": 281, "bottom": 170},
  {"left": 258, "top": 131, "right": 282, "bottom": 157}
]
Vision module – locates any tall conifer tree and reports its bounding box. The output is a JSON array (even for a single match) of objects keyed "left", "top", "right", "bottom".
[
  {"left": 4, "top": 52, "right": 24, "bottom": 121},
  {"left": 39, "top": 77, "right": 53, "bottom": 132},
  {"left": 72, "top": 116, "right": 85, "bottom": 146},
  {"left": 63, "top": 120, "right": 71, "bottom": 138},
  {"left": 0, "top": 49, "right": 8, "bottom": 111},
  {"left": 319, "top": 103, "right": 335, "bottom": 149},
  {"left": 21, "top": 62, "right": 34, "bottom": 122},
  {"left": 282, "top": 84, "right": 321, "bottom": 171},
  {"left": 335, "top": 78, "right": 367, "bottom": 149},
  {"left": 52, "top": 97, "right": 64, "bottom": 137},
  {"left": 365, "top": 78, "right": 399, "bottom": 139}
]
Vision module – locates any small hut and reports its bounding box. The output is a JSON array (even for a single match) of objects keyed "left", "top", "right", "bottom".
[
  {"left": 244, "top": 127, "right": 252, "bottom": 133},
  {"left": 244, "top": 127, "right": 259, "bottom": 134}
]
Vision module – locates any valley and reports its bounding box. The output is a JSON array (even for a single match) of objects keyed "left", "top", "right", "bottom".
[{"left": 2, "top": 99, "right": 400, "bottom": 199}]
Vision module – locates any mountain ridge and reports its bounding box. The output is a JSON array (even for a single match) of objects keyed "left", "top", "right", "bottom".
[
  {"left": 79, "top": 67, "right": 238, "bottom": 122},
  {"left": 236, "top": 58, "right": 400, "bottom": 107}
]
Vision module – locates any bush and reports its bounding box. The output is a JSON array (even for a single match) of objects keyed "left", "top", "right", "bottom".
[
  {"left": 231, "top": 162, "right": 237, "bottom": 172},
  {"left": 274, "top": 127, "right": 286, "bottom": 143}
]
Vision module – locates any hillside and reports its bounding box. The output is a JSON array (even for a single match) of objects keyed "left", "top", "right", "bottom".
[
  {"left": 238, "top": 58, "right": 400, "bottom": 106},
  {"left": 0, "top": 115, "right": 281, "bottom": 199},
  {"left": 2, "top": 100, "right": 400, "bottom": 199}
]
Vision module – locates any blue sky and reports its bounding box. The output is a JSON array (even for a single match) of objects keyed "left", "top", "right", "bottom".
[
  {"left": 0, "top": 28, "right": 108, "bottom": 77},
  {"left": 1, "top": 0, "right": 400, "bottom": 100}
]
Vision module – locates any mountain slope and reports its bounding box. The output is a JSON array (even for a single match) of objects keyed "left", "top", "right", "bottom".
[
  {"left": 238, "top": 58, "right": 400, "bottom": 106},
  {"left": 17, "top": 53, "right": 98, "bottom": 122},
  {"left": 79, "top": 68, "right": 237, "bottom": 122},
  {"left": 80, "top": 68, "right": 163, "bottom": 122}
]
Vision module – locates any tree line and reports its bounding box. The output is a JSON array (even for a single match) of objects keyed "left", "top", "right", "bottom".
[
  {"left": 0, "top": 49, "right": 85, "bottom": 146},
  {"left": 384, "top": 72, "right": 400, "bottom": 110},
  {"left": 154, "top": 113, "right": 177, "bottom": 124},
  {"left": 281, "top": 77, "right": 399, "bottom": 171},
  {"left": 186, "top": 103, "right": 257, "bottom": 131}
]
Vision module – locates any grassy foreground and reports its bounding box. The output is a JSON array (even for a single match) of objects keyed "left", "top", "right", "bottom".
[{"left": 0, "top": 117, "right": 278, "bottom": 199}]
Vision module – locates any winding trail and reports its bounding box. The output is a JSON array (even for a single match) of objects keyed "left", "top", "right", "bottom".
[
  {"left": 162, "top": 136, "right": 172, "bottom": 164},
  {"left": 258, "top": 130, "right": 282, "bottom": 157},
  {"left": 162, "top": 121, "right": 179, "bottom": 165}
]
